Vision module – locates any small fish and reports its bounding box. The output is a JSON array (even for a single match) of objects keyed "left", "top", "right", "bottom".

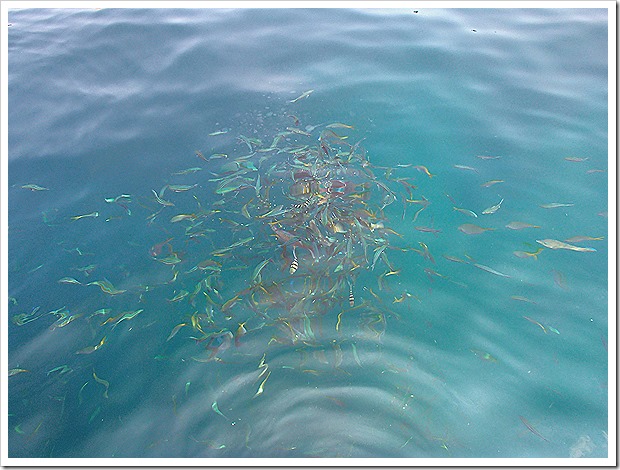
[
  {"left": 221, "top": 295, "right": 240, "bottom": 312},
  {"left": 519, "top": 415, "right": 549, "bottom": 442},
  {"left": 167, "top": 290, "right": 189, "bottom": 302},
  {"left": 536, "top": 239, "right": 596, "bottom": 252},
  {"left": 289, "top": 89, "right": 314, "bottom": 103},
  {"left": 172, "top": 167, "right": 202, "bottom": 175},
  {"left": 8, "top": 368, "right": 30, "bottom": 377},
  {"left": 523, "top": 316, "right": 547, "bottom": 334},
  {"left": 235, "top": 322, "right": 247, "bottom": 347},
  {"left": 480, "top": 180, "right": 504, "bottom": 188},
  {"left": 453, "top": 207, "right": 478, "bottom": 218},
  {"left": 21, "top": 183, "right": 49, "bottom": 191},
  {"left": 253, "top": 370, "right": 272, "bottom": 398},
  {"left": 513, "top": 248, "right": 544, "bottom": 260},
  {"left": 167, "top": 184, "right": 198, "bottom": 193},
  {"left": 473, "top": 263, "right": 511, "bottom": 278},
  {"left": 47, "top": 365, "right": 72, "bottom": 376},
  {"left": 539, "top": 202, "right": 574, "bottom": 209},
  {"left": 412, "top": 165, "right": 435, "bottom": 178},
  {"left": 211, "top": 401, "right": 229, "bottom": 420},
  {"left": 458, "top": 224, "right": 494, "bottom": 235},
  {"left": 58, "top": 277, "right": 82, "bottom": 285},
  {"left": 505, "top": 221, "right": 540, "bottom": 230},
  {"left": 414, "top": 226, "right": 442, "bottom": 236},
  {"left": 170, "top": 213, "right": 196, "bottom": 223},
  {"left": 453, "top": 164, "right": 479, "bottom": 173},
  {"left": 348, "top": 284, "right": 355, "bottom": 307},
  {"left": 482, "top": 198, "right": 504, "bottom": 215},
  {"left": 92, "top": 371, "right": 110, "bottom": 398},
  {"left": 326, "top": 122, "right": 354, "bottom": 129},
  {"left": 111, "top": 309, "right": 143, "bottom": 329},
  {"left": 470, "top": 349, "right": 497, "bottom": 362},
  {"left": 151, "top": 189, "right": 174, "bottom": 207},
  {"left": 442, "top": 254, "right": 466, "bottom": 263},
  {"left": 208, "top": 130, "right": 228, "bottom": 136},
  {"left": 289, "top": 247, "right": 299, "bottom": 274},
  {"left": 76, "top": 336, "right": 106, "bottom": 355},
  {"left": 252, "top": 259, "right": 271, "bottom": 282},
  {"left": 563, "top": 235, "right": 604, "bottom": 243},
  {"left": 71, "top": 211, "right": 99, "bottom": 221},
  {"left": 510, "top": 295, "right": 536, "bottom": 304},
  {"left": 564, "top": 156, "right": 589, "bottom": 162},
  {"left": 87, "top": 279, "right": 126, "bottom": 295},
  {"left": 167, "top": 323, "right": 187, "bottom": 342},
  {"left": 476, "top": 155, "right": 501, "bottom": 160}
]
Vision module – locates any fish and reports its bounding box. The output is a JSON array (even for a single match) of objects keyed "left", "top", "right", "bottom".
[
  {"left": 513, "top": 248, "right": 544, "bottom": 260},
  {"left": 505, "top": 221, "right": 540, "bottom": 230},
  {"left": 253, "top": 370, "right": 272, "bottom": 398},
  {"left": 208, "top": 130, "right": 228, "bottom": 136},
  {"left": 172, "top": 167, "right": 202, "bottom": 175},
  {"left": 8, "top": 368, "right": 30, "bottom": 376},
  {"left": 167, "top": 290, "right": 189, "bottom": 302},
  {"left": 21, "top": 184, "right": 49, "bottom": 191},
  {"left": 76, "top": 336, "right": 107, "bottom": 355},
  {"left": 511, "top": 295, "right": 536, "bottom": 304},
  {"left": 167, "top": 322, "right": 188, "bottom": 341},
  {"left": 211, "top": 401, "right": 229, "bottom": 420},
  {"left": 151, "top": 189, "right": 174, "bottom": 207},
  {"left": 473, "top": 263, "right": 511, "bottom": 278},
  {"left": 470, "top": 349, "right": 497, "bottom": 362},
  {"left": 348, "top": 283, "right": 355, "bottom": 307},
  {"left": 563, "top": 235, "right": 604, "bottom": 243},
  {"left": 235, "top": 322, "right": 247, "bottom": 347},
  {"left": 168, "top": 184, "right": 198, "bottom": 193},
  {"left": 326, "top": 122, "right": 355, "bottom": 129},
  {"left": 523, "top": 316, "right": 547, "bottom": 334},
  {"left": 453, "top": 207, "right": 478, "bottom": 218},
  {"left": 71, "top": 211, "right": 99, "bottom": 221},
  {"left": 58, "top": 277, "right": 82, "bottom": 285},
  {"left": 476, "top": 155, "right": 501, "bottom": 160},
  {"left": 453, "top": 164, "right": 479, "bottom": 173},
  {"left": 458, "top": 224, "right": 494, "bottom": 235},
  {"left": 252, "top": 259, "right": 271, "bottom": 282},
  {"left": 482, "top": 198, "right": 504, "bottom": 215},
  {"left": 539, "top": 202, "right": 574, "bottom": 209},
  {"left": 221, "top": 295, "right": 240, "bottom": 312},
  {"left": 87, "top": 279, "right": 126, "bottom": 295},
  {"left": 536, "top": 239, "right": 596, "bottom": 252},
  {"left": 288, "top": 89, "right": 314, "bottom": 103},
  {"left": 480, "top": 180, "right": 504, "bottom": 187},
  {"left": 412, "top": 165, "right": 435, "bottom": 178},
  {"left": 111, "top": 309, "right": 143, "bottom": 329},
  {"left": 564, "top": 156, "right": 589, "bottom": 162},
  {"left": 289, "top": 247, "right": 299, "bottom": 274},
  {"left": 414, "top": 226, "right": 441, "bottom": 236},
  {"left": 519, "top": 415, "right": 549, "bottom": 442},
  {"left": 92, "top": 371, "right": 110, "bottom": 398}
]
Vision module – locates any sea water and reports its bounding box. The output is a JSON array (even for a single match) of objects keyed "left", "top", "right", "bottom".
[{"left": 6, "top": 6, "right": 611, "bottom": 460}]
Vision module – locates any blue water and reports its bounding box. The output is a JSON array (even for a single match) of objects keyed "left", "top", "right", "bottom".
[{"left": 7, "top": 7, "right": 610, "bottom": 461}]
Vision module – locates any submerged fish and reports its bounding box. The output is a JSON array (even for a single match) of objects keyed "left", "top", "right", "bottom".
[
  {"left": 539, "top": 202, "right": 574, "bottom": 209},
  {"left": 505, "top": 221, "right": 540, "bottom": 230},
  {"left": 536, "top": 239, "right": 596, "bottom": 252},
  {"left": 458, "top": 224, "right": 494, "bottom": 235}
]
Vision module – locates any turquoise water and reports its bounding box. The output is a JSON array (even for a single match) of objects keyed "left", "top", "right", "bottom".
[{"left": 7, "top": 7, "right": 610, "bottom": 460}]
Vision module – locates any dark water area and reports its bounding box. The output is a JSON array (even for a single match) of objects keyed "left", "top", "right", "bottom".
[{"left": 6, "top": 6, "right": 611, "bottom": 461}]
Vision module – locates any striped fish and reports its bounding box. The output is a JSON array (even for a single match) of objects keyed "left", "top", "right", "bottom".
[{"left": 289, "top": 247, "right": 299, "bottom": 274}]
